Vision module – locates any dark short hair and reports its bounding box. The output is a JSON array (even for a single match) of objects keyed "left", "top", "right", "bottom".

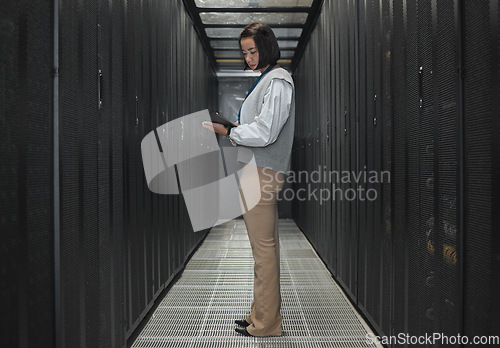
[{"left": 239, "top": 22, "right": 281, "bottom": 70}]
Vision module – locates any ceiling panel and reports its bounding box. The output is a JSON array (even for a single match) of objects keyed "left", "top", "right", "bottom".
[
  {"left": 206, "top": 27, "right": 303, "bottom": 38},
  {"left": 195, "top": 0, "right": 314, "bottom": 8},
  {"left": 280, "top": 50, "right": 295, "bottom": 58},
  {"left": 211, "top": 40, "right": 299, "bottom": 50},
  {"left": 214, "top": 50, "right": 243, "bottom": 58},
  {"left": 199, "top": 12, "right": 309, "bottom": 25},
  {"left": 211, "top": 40, "right": 241, "bottom": 49},
  {"left": 278, "top": 40, "right": 299, "bottom": 48}
]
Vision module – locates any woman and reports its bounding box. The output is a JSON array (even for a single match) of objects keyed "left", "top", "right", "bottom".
[{"left": 204, "top": 22, "right": 295, "bottom": 337}]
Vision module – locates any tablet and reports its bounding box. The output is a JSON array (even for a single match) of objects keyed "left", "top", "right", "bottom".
[{"left": 209, "top": 112, "right": 237, "bottom": 128}]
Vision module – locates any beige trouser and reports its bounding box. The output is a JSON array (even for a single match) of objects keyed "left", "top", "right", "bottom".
[{"left": 239, "top": 165, "right": 284, "bottom": 336}]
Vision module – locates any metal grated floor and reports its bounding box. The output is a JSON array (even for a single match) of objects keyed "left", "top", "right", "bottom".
[{"left": 131, "top": 220, "right": 382, "bottom": 348}]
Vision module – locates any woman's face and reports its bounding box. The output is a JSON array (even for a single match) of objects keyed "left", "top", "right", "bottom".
[{"left": 240, "top": 37, "right": 260, "bottom": 72}]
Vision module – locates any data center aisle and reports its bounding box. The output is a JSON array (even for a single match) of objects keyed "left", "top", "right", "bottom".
[{"left": 131, "top": 220, "right": 381, "bottom": 348}]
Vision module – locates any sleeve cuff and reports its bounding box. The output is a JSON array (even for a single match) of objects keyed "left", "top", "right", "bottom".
[{"left": 227, "top": 136, "right": 237, "bottom": 146}]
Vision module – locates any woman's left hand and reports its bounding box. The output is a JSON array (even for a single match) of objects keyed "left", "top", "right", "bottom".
[{"left": 202, "top": 121, "right": 228, "bottom": 136}]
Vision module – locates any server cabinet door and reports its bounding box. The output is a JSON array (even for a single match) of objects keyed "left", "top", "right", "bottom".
[
  {"left": 1, "top": 1, "right": 54, "bottom": 346},
  {"left": 335, "top": 0, "right": 358, "bottom": 299},
  {"left": 462, "top": 0, "right": 500, "bottom": 339},
  {"left": 59, "top": 0, "right": 100, "bottom": 346},
  {"left": 97, "top": 0, "right": 126, "bottom": 345}
]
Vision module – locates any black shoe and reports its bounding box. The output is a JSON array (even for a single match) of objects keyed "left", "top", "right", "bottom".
[
  {"left": 235, "top": 319, "right": 250, "bottom": 327},
  {"left": 235, "top": 327, "right": 253, "bottom": 336}
]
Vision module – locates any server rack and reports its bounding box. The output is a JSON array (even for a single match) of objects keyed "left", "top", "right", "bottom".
[
  {"left": 1, "top": 0, "right": 218, "bottom": 346},
  {"left": 293, "top": 0, "right": 500, "bottom": 344}
]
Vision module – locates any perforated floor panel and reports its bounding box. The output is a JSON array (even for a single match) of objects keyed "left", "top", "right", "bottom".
[{"left": 131, "top": 219, "right": 382, "bottom": 348}]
